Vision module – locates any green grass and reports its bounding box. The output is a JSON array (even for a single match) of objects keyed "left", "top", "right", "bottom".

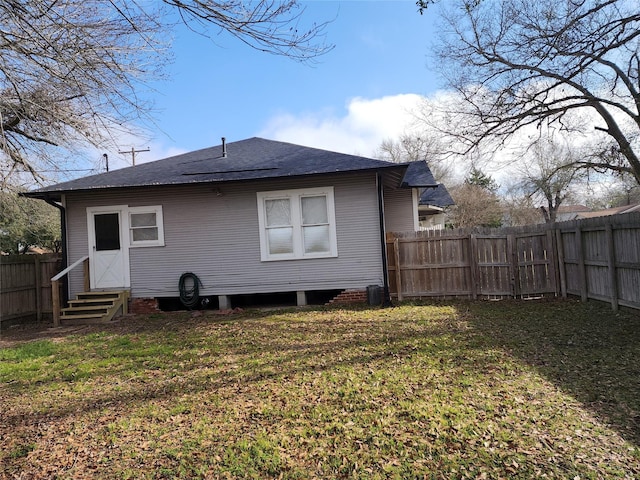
[{"left": 1, "top": 300, "right": 639, "bottom": 479}]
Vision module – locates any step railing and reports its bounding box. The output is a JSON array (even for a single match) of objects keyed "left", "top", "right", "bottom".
[{"left": 51, "top": 255, "right": 89, "bottom": 327}]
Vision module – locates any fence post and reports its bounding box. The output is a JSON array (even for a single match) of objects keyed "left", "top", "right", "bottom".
[
  {"left": 34, "top": 255, "right": 42, "bottom": 322},
  {"left": 606, "top": 223, "right": 619, "bottom": 311},
  {"left": 394, "top": 237, "right": 403, "bottom": 301}
]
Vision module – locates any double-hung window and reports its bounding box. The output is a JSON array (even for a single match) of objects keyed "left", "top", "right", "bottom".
[
  {"left": 128, "top": 206, "right": 165, "bottom": 247},
  {"left": 257, "top": 187, "right": 337, "bottom": 261}
]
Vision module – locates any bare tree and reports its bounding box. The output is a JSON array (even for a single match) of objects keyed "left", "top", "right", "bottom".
[
  {"left": 448, "top": 167, "right": 502, "bottom": 228},
  {"left": 431, "top": 0, "right": 640, "bottom": 184},
  {"left": 587, "top": 172, "right": 640, "bottom": 209},
  {"left": 375, "top": 133, "right": 454, "bottom": 183},
  {"left": 0, "top": 189, "right": 60, "bottom": 253},
  {"left": 516, "top": 137, "right": 586, "bottom": 223},
  {"left": 0, "top": 0, "right": 331, "bottom": 188},
  {"left": 163, "top": 1, "right": 331, "bottom": 59},
  {"left": 448, "top": 183, "right": 503, "bottom": 228},
  {"left": 501, "top": 189, "right": 541, "bottom": 227}
]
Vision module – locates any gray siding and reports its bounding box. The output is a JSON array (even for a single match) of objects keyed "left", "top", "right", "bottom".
[
  {"left": 64, "top": 193, "right": 88, "bottom": 299},
  {"left": 384, "top": 187, "right": 416, "bottom": 232},
  {"left": 65, "top": 173, "right": 386, "bottom": 299}
]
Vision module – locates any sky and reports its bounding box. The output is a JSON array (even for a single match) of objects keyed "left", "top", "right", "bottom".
[{"left": 104, "top": 0, "right": 444, "bottom": 171}]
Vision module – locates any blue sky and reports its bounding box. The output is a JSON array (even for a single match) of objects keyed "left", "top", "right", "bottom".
[{"left": 107, "top": 0, "right": 442, "bottom": 170}]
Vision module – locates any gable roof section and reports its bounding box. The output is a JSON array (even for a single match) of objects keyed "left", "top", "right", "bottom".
[
  {"left": 26, "top": 137, "right": 437, "bottom": 200},
  {"left": 400, "top": 161, "right": 438, "bottom": 188},
  {"left": 419, "top": 184, "right": 455, "bottom": 208}
]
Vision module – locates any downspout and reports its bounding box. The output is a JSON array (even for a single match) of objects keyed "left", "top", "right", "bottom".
[
  {"left": 376, "top": 172, "right": 393, "bottom": 307},
  {"left": 44, "top": 196, "right": 68, "bottom": 307}
]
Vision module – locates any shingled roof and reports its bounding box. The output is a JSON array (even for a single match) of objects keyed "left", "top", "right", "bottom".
[
  {"left": 26, "top": 137, "right": 438, "bottom": 200},
  {"left": 419, "top": 184, "right": 455, "bottom": 208}
]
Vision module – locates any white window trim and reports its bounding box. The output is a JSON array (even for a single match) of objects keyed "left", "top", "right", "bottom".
[
  {"left": 128, "top": 205, "right": 165, "bottom": 247},
  {"left": 257, "top": 187, "right": 338, "bottom": 261}
]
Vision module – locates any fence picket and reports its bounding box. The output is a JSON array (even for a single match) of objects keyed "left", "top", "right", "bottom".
[{"left": 0, "top": 254, "right": 61, "bottom": 325}]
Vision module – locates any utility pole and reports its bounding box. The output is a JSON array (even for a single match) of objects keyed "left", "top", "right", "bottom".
[{"left": 118, "top": 146, "right": 150, "bottom": 166}]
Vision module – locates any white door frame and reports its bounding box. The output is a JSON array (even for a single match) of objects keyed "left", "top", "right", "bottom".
[{"left": 87, "top": 205, "right": 131, "bottom": 290}]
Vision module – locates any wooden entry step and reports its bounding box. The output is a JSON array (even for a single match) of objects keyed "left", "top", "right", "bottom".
[{"left": 60, "top": 291, "right": 129, "bottom": 325}]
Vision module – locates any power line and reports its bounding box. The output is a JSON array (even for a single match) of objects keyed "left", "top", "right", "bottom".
[{"left": 0, "top": 168, "right": 96, "bottom": 173}]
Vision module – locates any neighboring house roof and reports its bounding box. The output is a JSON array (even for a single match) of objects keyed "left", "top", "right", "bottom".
[
  {"left": 419, "top": 184, "right": 455, "bottom": 208},
  {"left": 555, "top": 204, "right": 593, "bottom": 222},
  {"left": 557, "top": 204, "right": 591, "bottom": 213},
  {"left": 576, "top": 203, "right": 640, "bottom": 219},
  {"left": 26, "top": 137, "right": 438, "bottom": 200}
]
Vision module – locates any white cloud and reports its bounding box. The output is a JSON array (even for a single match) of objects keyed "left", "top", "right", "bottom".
[{"left": 258, "top": 94, "right": 426, "bottom": 157}]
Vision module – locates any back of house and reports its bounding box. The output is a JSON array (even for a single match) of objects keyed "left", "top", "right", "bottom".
[{"left": 26, "top": 138, "right": 437, "bottom": 311}]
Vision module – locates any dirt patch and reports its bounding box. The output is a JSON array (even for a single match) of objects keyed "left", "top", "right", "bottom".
[
  {"left": 0, "top": 314, "right": 157, "bottom": 347},
  {"left": 0, "top": 309, "right": 246, "bottom": 347},
  {"left": 1, "top": 323, "right": 105, "bottom": 347}
]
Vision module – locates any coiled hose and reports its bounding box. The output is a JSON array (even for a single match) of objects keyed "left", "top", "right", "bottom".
[{"left": 179, "top": 272, "right": 201, "bottom": 310}]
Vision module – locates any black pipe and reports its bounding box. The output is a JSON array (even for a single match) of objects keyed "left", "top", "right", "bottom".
[
  {"left": 376, "top": 172, "right": 392, "bottom": 307},
  {"left": 44, "top": 197, "right": 68, "bottom": 307}
]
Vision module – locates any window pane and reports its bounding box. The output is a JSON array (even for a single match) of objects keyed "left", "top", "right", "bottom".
[
  {"left": 303, "top": 225, "right": 330, "bottom": 253},
  {"left": 301, "top": 196, "right": 328, "bottom": 225},
  {"left": 132, "top": 227, "right": 158, "bottom": 242},
  {"left": 265, "top": 199, "right": 291, "bottom": 226},
  {"left": 268, "top": 227, "right": 293, "bottom": 254},
  {"left": 131, "top": 212, "right": 156, "bottom": 228}
]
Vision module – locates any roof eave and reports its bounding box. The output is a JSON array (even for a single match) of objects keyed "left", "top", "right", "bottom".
[{"left": 25, "top": 163, "right": 408, "bottom": 199}]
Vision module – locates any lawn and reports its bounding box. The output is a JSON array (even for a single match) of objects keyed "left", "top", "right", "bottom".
[{"left": 1, "top": 299, "right": 639, "bottom": 479}]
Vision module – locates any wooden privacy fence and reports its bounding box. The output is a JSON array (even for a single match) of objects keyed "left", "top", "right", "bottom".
[
  {"left": 387, "top": 212, "right": 640, "bottom": 311},
  {"left": 0, "top": 254, "right": 61, "bottom": 324}
]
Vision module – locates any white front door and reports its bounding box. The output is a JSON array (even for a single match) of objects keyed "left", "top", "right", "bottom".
[{"left": 88, "top": 207, "right": 130, "bottom": 289}]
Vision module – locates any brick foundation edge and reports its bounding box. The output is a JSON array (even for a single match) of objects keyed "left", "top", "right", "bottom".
[
  {"left": 129, "top": 297, "right": 160, "bottom": 314},
  {"left": 130, "top": 290, "right": 369, "bottom": 312},
  {"left": 326, "top": 289, "right": 368, "bottom": 305}
]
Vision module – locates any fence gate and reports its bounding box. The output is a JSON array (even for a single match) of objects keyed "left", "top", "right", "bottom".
[{"left": 387, "top": 228, "right": 558, "bottom": 301}]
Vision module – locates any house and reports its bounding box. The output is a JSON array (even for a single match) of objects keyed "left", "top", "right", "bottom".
[
  {"left": 26, "top": 137, "right": 438, "bottom": 313},
  {"left": 417, "top": 184, "right": 455, "bottom": 230}
]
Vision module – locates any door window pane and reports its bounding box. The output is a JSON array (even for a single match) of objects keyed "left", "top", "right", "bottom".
[
  {"left": 301, "top": 196, "right": 328, "bottom": 224},
  {"left": 94, "top": 213, "right": 120, "bottom": 251}
]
